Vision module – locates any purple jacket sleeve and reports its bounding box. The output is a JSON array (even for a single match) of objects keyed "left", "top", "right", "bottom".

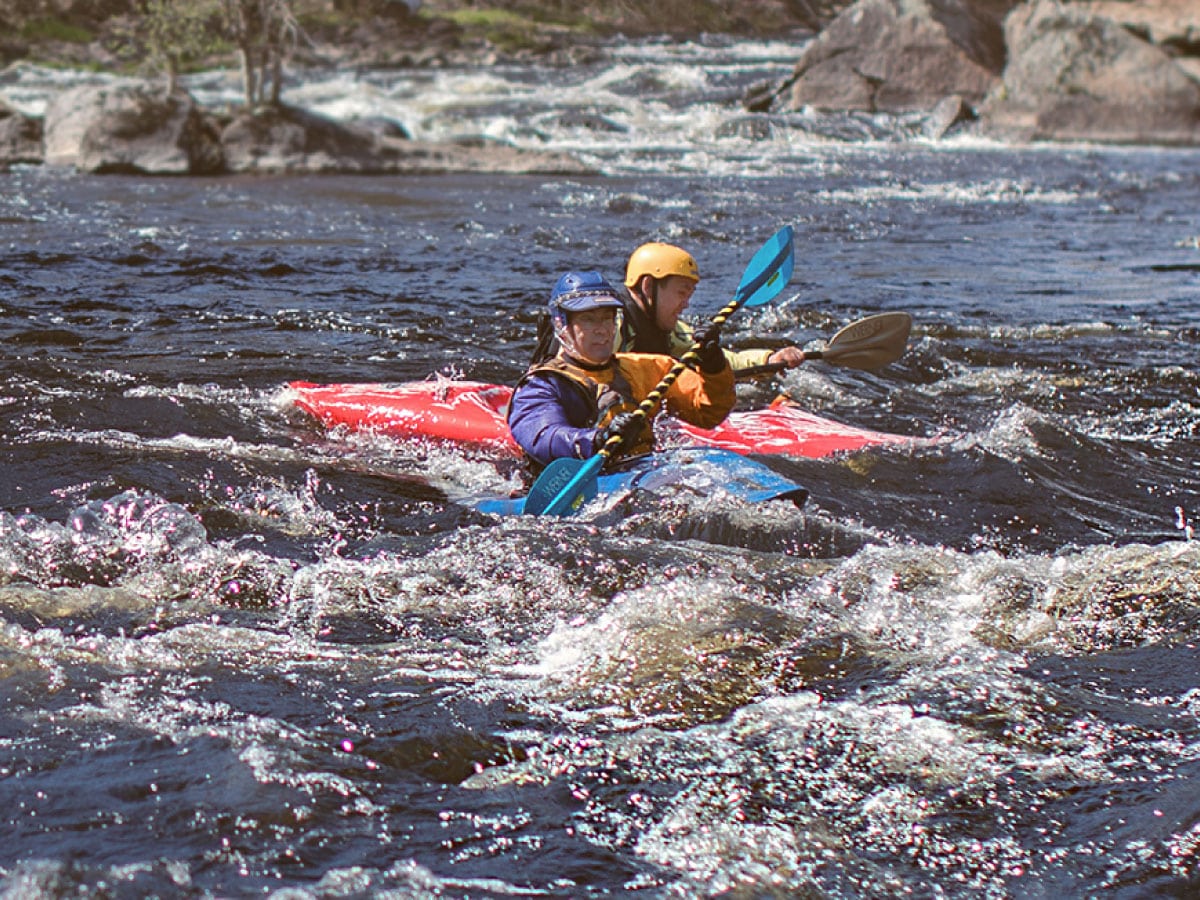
[{"left": 508, "top": 373, "right": 599, "bottom": 466}]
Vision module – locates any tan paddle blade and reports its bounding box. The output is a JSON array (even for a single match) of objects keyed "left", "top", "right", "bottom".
[{"left": 815, "top": 312, "right": 911, "bottom": 370}]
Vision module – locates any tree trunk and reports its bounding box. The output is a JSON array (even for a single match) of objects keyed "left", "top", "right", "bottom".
[
  {"left": 269, "top": 51, "right": 282, "bottom": 105},
  {"left": 239, "top": 44, "right": 256, "bottom": 107}
]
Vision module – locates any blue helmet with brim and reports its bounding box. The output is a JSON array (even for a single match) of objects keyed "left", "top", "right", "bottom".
[{"left": 549, "top": 271, "right": 623, "bottom": 329}]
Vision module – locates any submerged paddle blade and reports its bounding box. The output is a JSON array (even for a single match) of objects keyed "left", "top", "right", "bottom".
[
  {"left": 735, "top": 225, "right": 795, "bottom": 308},
  {"left": 524, "top": 454, "right": 602, "bottom": 516},
  {"left": 817, "top": 312, "right": 912, "bottom": 370}
]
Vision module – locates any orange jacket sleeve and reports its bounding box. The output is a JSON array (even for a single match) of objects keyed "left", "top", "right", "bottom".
[{"left": 616, "top": 352, "right": 735, "bottom": 430}]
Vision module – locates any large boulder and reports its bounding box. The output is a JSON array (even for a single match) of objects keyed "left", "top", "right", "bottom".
[
  {"left": 1071, "top": 0, "right": 1200, "bottom": 48},
  {"left": 980, "top": 0, "right": 1200, "bottom": 145},
  {"left": 0, "top": 99, "right": 43, "bottom": 169},
  {"left": 378, "top": 135, "right": 596, "bottom": 176},
  {"left": 219, "top": 104, "right": 390, "bottom": 174},
  {"left": 43, "top": 82, "right": 223, "bottom": 174},
  {"left": 1061, "top": 1, "right": 1200, "bottom": 83},
  {"left": 772, "top": 0, "right": 1011, "bottom": 113},
  {"left": 219, "top": 103, "right": 593, "bottom": 175}
]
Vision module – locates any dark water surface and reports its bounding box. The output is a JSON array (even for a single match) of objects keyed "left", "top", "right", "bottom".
[{"left": 2, "top": 139, "right": 1199, "bottom": 897}]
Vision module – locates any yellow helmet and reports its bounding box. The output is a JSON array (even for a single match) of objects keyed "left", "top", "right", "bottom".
[{"left": 623, "top": 242, "right": 699, "bottom": 288}]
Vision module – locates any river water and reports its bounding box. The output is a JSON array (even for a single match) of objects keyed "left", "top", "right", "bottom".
[{"left": 1, "top": 38, "right": 1199, "bottom": 898}]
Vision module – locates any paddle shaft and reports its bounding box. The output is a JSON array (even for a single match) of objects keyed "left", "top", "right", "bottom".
[{"left": 733, "top": 351, "right": 829, "bottom": 379}]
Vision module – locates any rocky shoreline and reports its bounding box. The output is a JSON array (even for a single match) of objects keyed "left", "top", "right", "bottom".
[
  {"left": 761, "top": 0, "right": 1200, "bottom": 145},
  {"left": 8, "top": 79, "right": 595, "bottom": 177},
  {"left": 2, "top": 0, "right": 1199, "bottom": 176}
]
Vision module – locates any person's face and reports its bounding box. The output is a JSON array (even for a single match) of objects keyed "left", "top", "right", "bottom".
[
  {"left": 651, "top": 275, "right": 696, "bottom": 331},
  {"left": 565, "top": 307, "right": 617, "bottom": 365}
]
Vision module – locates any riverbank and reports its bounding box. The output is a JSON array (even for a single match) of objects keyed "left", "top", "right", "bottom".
[
  {"left": 0, "top": 0, "right": 827, "bottom": 74},
  {"left": 0, "top": 0, "right": 825, "bottom": 174},
  {"left": 4, "top": 0, "right": 1200, "bottom": 176}
]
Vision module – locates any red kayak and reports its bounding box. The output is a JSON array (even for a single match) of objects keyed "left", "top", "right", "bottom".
[{"left": 289, "top": 379, "right": 909, "bottom": 458}]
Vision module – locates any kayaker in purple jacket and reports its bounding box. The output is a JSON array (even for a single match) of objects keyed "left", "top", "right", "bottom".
[{"left": 508, "top": 271, "right": 735, "bottom": 468}]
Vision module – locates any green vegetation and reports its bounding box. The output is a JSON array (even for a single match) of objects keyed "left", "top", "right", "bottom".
[
  {"left": 20, "top": 18, "right": 94, "bottom": 43},
  {"left": 422, "top": 0, "right": 795, "bottom": 38},
  {"left": 441, "top": 4, "right": 589, "bottom": 28},
  {"left": 110, "top": 0, "right": 299, "bottom": 106},
  {"left": 292, "top": 4, "right": 348, "bottom": 35},
  {"left": 439, "top": 6, "right": 596, "bottom": 51},
  {"left": 125, "top": 0, "right": 226, "bottom": 92}
]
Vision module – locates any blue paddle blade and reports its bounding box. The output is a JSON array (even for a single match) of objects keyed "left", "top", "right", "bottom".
[
  {"left": 523, "top": 454, "right": 602, "bottom": 516},
  {"left": 736, "top": 225, "right": 795, "bottom": 308}
]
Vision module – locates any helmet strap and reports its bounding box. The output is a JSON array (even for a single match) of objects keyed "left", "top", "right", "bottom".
[
  {"left": 632, "top": 275, "right": 659, "bottom": 322},
  {"left": 647, "top": 278, "right": 661, "bottom": 326},
  {"left": 552, "top": 317, "right": 582, "bottom": 360}
]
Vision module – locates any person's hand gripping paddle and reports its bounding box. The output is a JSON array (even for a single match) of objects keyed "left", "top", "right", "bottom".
[{"left": 524, "top": 225, "right": 796, "bottom": 517}]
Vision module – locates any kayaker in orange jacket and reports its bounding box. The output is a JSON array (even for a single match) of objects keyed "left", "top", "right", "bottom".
[{"left": 620, "top": 241, "right": 807, "bottom": 371}]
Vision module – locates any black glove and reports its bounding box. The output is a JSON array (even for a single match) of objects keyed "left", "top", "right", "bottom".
[
  {"left": 594, "top": 412, "right": 643, "bottom": 454},
  {"left": 692, "top": 322, "right": 726, "bottom": 374}
]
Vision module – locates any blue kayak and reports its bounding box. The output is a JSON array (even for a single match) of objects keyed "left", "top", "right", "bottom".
[{"left": 474, "top": 447, "right": 808, "bottom": 516}]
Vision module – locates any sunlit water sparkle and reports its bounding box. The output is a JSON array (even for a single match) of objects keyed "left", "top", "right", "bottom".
[{"left": 1, "top": 36, "right": 1199, "bottom": 899}]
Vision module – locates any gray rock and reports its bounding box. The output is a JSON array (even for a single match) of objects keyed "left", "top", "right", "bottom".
[
  {"left": 714, "top": 115, "right": 777, "bottom": 140},
  {"left": 354, "top": 116, "right": 414, "bottom": 141},
  {"left": 379, "top": 135, "right": 595, "bottom": 176},
  {"left": 219, "top": 102, "right": 592, "bottom": 175},
  {"left": 0, "top": 99, "right": 43, "bottom": 168},
  {"left": 922, "top": 93, "right": 973, "bottom": 138},
  {"left": 219, "top": 103, "right": 383, "bottom": 174},
  {"left": 555, "top": 111, "right": 629, "bottom": 134},
  {"left": 43, "top": 82, "right": 223, "bottom": 174},
  {"left": 1070, "top": 0, "right": 1200, "bottom": 48},
  {"left": 980, "top": 0, "right": 1200, "bottom": 145},
  {"left": 776, "top": 0, "right": 1008, "bottom": 114}
]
